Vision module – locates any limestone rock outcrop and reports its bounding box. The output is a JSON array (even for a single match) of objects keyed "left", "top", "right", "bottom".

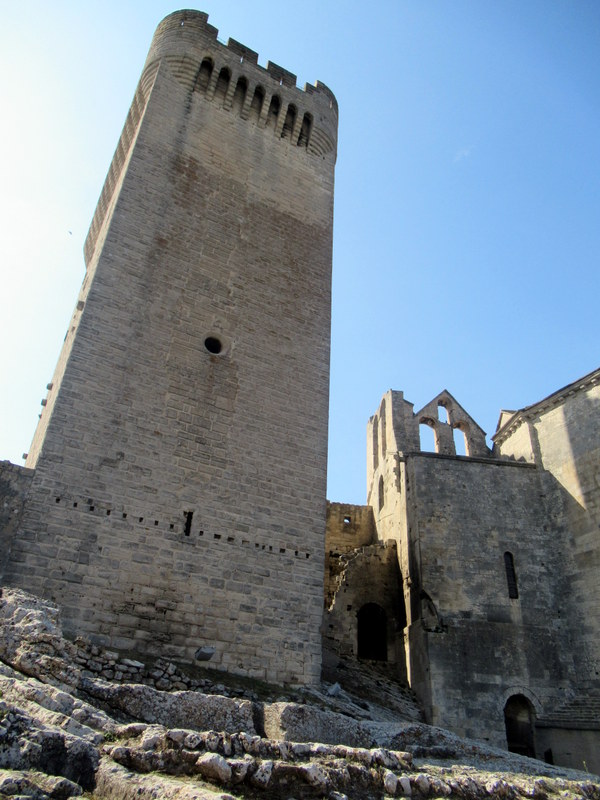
[{"left": 0, "top": 587, "right": 598, "bottom": 799}]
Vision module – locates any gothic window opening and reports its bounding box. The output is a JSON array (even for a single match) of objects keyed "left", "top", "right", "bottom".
[
  {"left": 453, "top": 426, "right": 467, "bottom": 456},
  {"left": 357, "top": 603, "right": 387, "bottom": 661},
  {"left": 504, "top": 551, "right": 518, "bottom": 599},
  {"left": 372, "top": 416, "right": 379, "bottom": 470},
  {"left": 378, "top": 475, "right": 385, "bottom": 511},
  {"left": 419, "top": 421, "right": 436, "bottom": 453}
]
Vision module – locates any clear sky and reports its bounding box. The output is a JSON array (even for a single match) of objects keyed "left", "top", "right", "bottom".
[{"left": 1, "top": 1, "right": 598, "bottom": 504}]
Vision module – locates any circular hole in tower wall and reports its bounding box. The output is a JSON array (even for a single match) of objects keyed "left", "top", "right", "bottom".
[{"left": 204, "top": 336, "right": 223, "bottom": 355}]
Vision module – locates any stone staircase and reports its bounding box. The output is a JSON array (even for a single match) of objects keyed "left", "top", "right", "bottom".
[
  {"left": 322, "top": 655, "right": 424, "bottom": 724},
  {"left": 537, "top": 693, "right": 600, "bottom": 730}
]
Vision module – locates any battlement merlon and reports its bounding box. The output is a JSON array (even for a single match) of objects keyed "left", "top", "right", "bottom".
[{"left": 146, "top": 10, "right": 338, "bottom": 117}]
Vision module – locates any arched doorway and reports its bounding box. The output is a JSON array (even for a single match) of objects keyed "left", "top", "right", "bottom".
[
  {"left": 504, "top": 694, "right": 536, "bottom": 757},
  {"left": 357, "top": 603, "right": 387, "bottom": 661}
]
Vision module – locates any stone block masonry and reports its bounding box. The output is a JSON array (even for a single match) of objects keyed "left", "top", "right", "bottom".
[{"left": 3, "top": 10, "right": 338, "bottom": 686}]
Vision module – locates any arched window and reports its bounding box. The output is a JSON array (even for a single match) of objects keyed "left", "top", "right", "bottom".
[
  {"left": 372, "top": 416, "right": 379, "bottom": 470},
  {"left": 249, "top": 86, "right": 264, "bottom": 123},
  {"left": 281, "top": 103, "right": 297, "bottom": 139},
  {"left": 437, "top": 403, "right": 449, "bottom": 423},
  {"left": 266, "top": 95, "right": 280, "bottom": 128},
  {"left": 378, "top": 475, "right": 385, "bottom": 511},
  {"left": 419, "top": 421, "right": 436, "bottom": 452},
  {"left": 504, "top": 695, "right": 535, "bottom": 757},
  {"left": 196, "top": 58, "right": 213, "bottom": 93},
  {"left": 232, "top": 76, "right": 247, "bottom": 114},
  {"left": 214, "top": 67, "right": 231, "bottom": 104},
  {"left": 357, "top": 603, "right": 387, "bottom": 661},
  {"left": 504, "top": 551, "right": 518, "bottom": 599},
  {"left": 297, "top": 112, "right": 312, "bottom": 147},
  {"left": 453, "top": 426, "right": 467, "bottom": 456}
]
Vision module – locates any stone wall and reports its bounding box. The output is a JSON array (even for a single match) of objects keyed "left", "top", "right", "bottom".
[
  {"left": 324, "top": 544, "right": 406, "bottom": 676},
  {"left": 0, "top": 463, "right": 33, "bottom": 578},
  {"left": 2, "top": 10, "right": 337, "bottom": 687},
  {"left": 495, "top": 372, "right": 600, "bottom": 685},
  {"left": 324, "top": 502, "right": 375, "bottom": 604},
  {"left": 401, "top": 454, "right": 575, "bottom": 743}
]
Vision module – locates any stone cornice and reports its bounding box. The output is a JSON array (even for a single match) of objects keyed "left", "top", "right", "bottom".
[{"left": 492, "top": 367, "right": 600, "bottom": 445}]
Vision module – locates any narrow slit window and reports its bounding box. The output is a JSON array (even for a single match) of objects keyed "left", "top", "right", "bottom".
[
  {"left": 504, "top": 551, "right": 518, "bottom": 599},
  {"left": 184, "top": 511, "right": 194, "bottom": 536}
]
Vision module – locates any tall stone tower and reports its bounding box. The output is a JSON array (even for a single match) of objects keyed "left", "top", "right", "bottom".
[{"left": 5, "top": 11, "right": 337, "bottom": 685}]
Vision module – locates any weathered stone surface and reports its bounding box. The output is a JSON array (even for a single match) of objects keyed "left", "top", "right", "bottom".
[
  {"left": 0, "top": 587, "right": 597, "bottom": 800},
  {"left": 0, "top": 769, "right": 83, "bottom": 799},
  {"left": 263, "top": 701, "right": 373, "bottom": 747},
  {"left": 196, "top": 752, "right": 232, "bottom": 784},
  {"left": 81, "top": 680, "right": 256, "bottom": 734},
  {"left": 0, "top": 588, "right": 79, "bottom": 688}
]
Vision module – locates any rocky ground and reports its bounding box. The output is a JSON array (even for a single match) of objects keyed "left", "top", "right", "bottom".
[{"left": 0, "top": 587, "right": 598, "bottom": 799}]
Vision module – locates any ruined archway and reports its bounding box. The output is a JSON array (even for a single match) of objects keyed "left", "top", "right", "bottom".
[
  {"left": 504, "top": 694, "right": 536, "bottom": 757},
  {"left": 357, "top": 603, "right": 387, "bottom": 661}
]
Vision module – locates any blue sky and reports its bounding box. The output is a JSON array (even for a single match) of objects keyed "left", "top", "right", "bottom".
[{"left": 0, "top": 1, "right": 598, "bottom": 503}]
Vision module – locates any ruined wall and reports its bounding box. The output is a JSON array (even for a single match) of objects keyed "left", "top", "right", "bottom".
[
  {"left": 323, "top": 539, "right": 406, "bottom": 675},
  {"left": 324, "top": 502, "right": 375, "bottom": 605},
  {"left": 4, "top": 11, "right": 337, "bottom": 686}
]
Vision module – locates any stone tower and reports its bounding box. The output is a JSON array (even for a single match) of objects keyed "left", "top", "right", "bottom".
[{"left": 5, "top": 11, "right": 337, "bottom": 685}]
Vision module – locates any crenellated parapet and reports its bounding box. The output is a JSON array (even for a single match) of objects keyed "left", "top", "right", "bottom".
[
  {"left": 85, "top": 9, "right": 337, "bottom": 267},
  {"left": 143, "top": 10, "right": 337, "bottom": 155}
]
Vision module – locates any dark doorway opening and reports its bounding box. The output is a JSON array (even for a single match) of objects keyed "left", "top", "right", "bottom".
[
  {"left": 357, "top": 603, "right": 387, "bottom": 661},
  {"left": 504, "top": 694, "right": 536, "bottom": 758}
]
